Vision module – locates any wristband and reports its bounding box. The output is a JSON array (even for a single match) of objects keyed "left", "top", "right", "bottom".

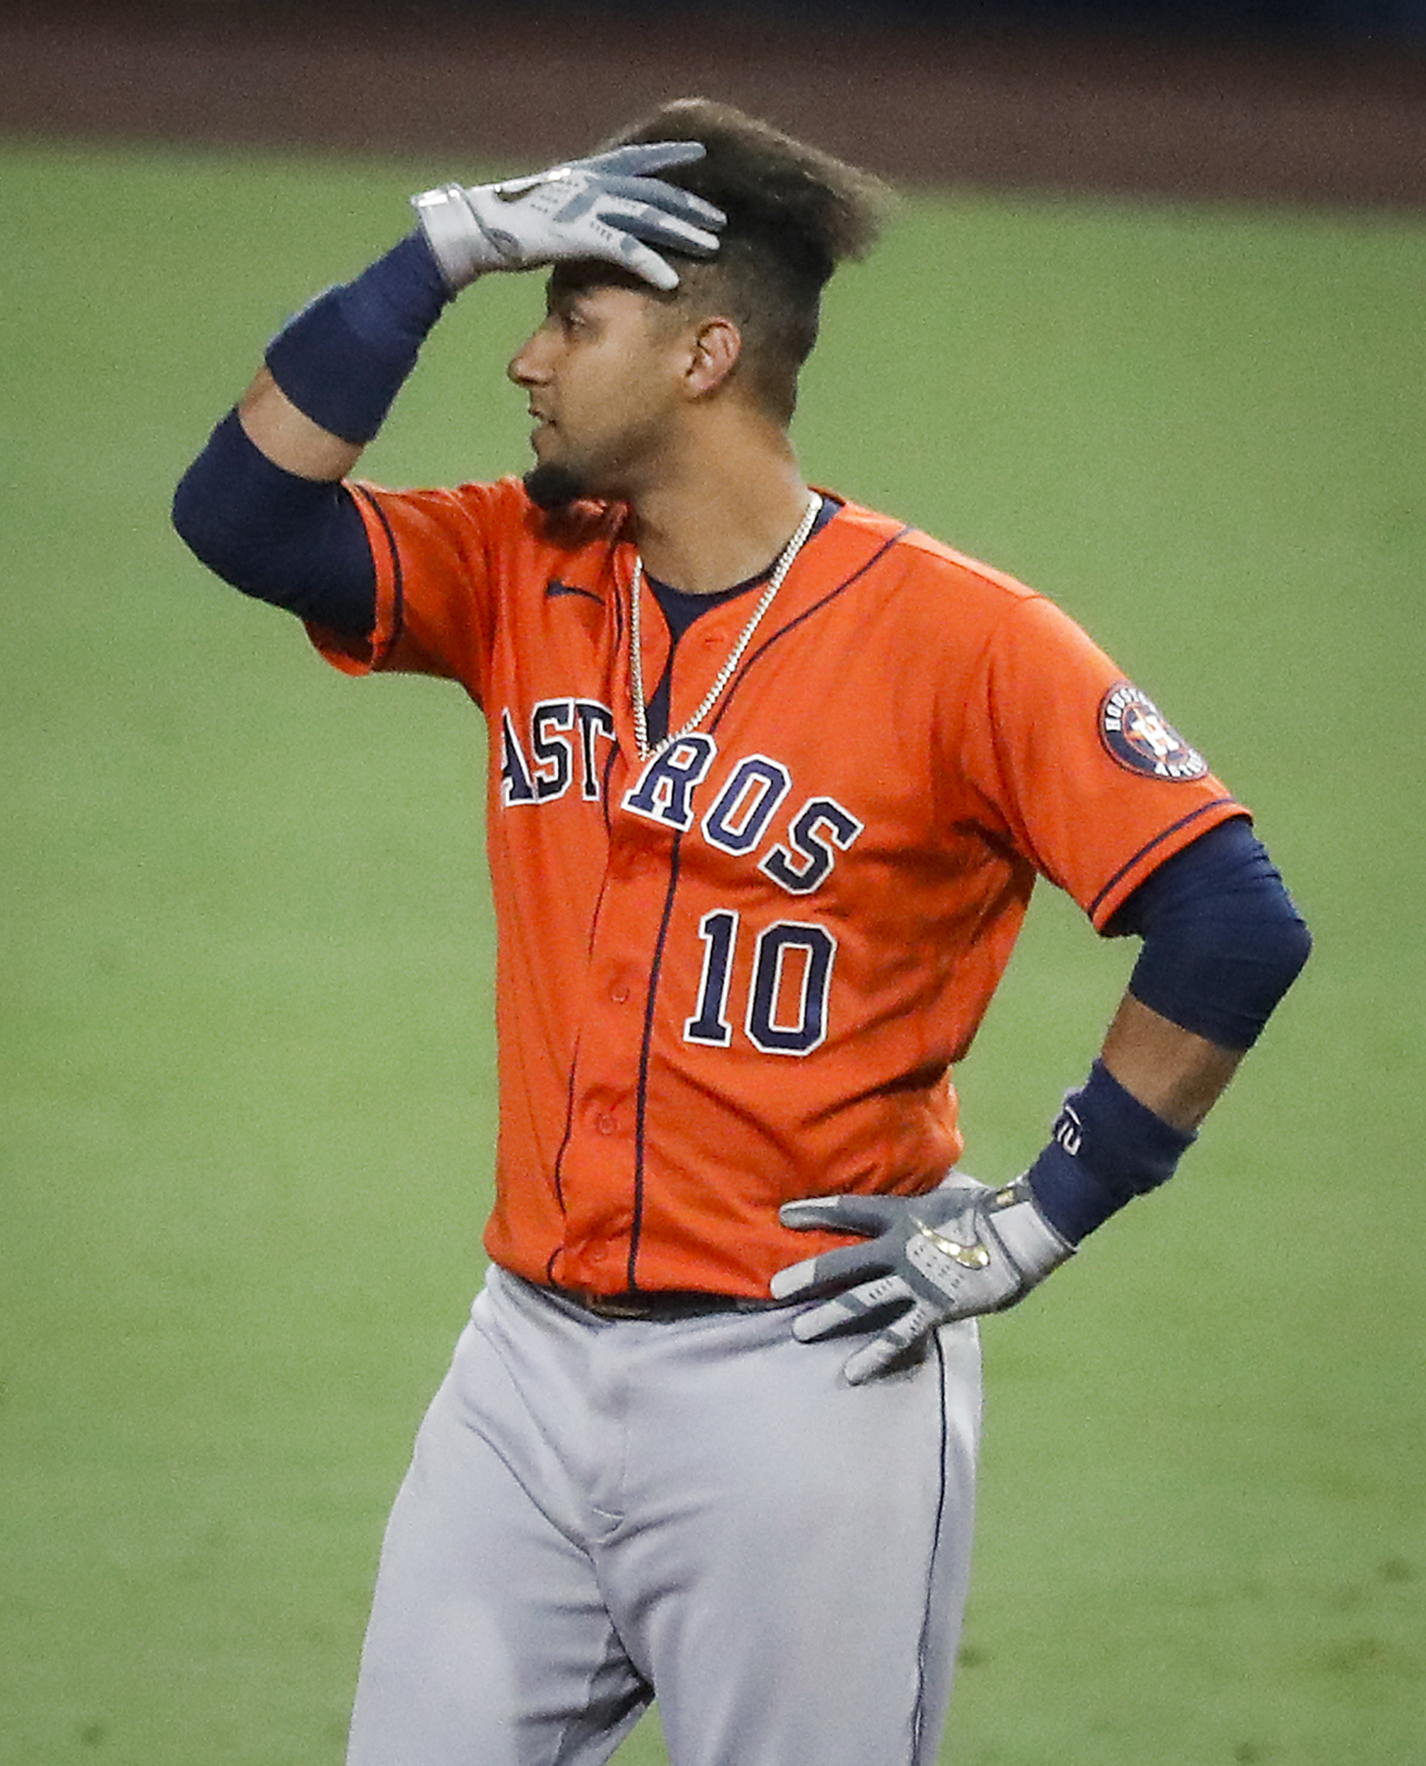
[
  {"left": 264, "top": 231, "right": 451, "bottom": 444},
  {"left": 1024, "top": 1060, "right": 1194, "bottom": 1244}
]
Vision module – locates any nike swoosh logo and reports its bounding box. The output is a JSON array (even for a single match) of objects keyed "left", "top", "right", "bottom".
[
  {"left": 913, "top": 1219, "right": 991, "bottom": 1269},
  {"left": 545, "top": 579, "right": 603, "bottom": 605}
]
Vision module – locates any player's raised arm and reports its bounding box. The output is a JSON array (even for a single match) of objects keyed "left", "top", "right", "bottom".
[{"left": 171, "top": 145, "right": 724, "bottom": 627}]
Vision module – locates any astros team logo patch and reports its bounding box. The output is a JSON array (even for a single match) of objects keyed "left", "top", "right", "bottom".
[{"left": 1099, "top": 683, "right": 1209, "bottom": 781}]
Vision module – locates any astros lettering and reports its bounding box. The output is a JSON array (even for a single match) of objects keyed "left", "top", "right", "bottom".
[{"left": 502, "top": 709, "right": 864, "bottom": 897}]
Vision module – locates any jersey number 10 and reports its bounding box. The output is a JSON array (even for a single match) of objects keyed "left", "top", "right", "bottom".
[{"left": 684, "top": 910, "right": 837, "bottom": 1057}]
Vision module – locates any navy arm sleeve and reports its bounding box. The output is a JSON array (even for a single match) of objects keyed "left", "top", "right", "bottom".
[
  {"left": 171, "top": 229, "right": 453, "bottom": 635},
  {"left": 1109, "top": 816, "right": 1312, "bottom": 1050},
  {"left": 171, "top": 410, "right": 377, "bottom": 635},
  {"left": 1026, "top": 819, "right": 1311, "bottom": 1243}
]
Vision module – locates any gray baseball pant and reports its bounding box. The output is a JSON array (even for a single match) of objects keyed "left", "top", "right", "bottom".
[{"left": 346, "top": 1264, "right": 982, "bottom": 1766}]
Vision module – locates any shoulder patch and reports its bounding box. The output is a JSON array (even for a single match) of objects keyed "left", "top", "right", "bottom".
[{"left": 1099, "top": 683, "right": 1208, "bottom": 781}]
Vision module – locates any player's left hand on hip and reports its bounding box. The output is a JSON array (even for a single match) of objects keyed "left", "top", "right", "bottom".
[
  {"left": 411, "top": 143, "right": 725, "bottom": 292},
  {"left": 771, "top": 1175, "right": 1074, "bottom": 1384}
]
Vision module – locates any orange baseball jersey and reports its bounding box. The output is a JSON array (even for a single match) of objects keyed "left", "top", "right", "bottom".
[{"left": 310, "top": 478, "right": 1244, "bottom": 1298}]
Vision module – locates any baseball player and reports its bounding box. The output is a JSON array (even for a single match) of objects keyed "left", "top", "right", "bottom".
[{"left": 172, "top": 99, "right": 1310, "bottom": 1766}]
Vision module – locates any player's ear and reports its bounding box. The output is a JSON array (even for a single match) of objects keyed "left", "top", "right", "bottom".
[{"left": 684, "top": 316, "right": 743, "bottom": 398}]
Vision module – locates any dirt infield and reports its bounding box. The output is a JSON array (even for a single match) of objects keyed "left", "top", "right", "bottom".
[{"left": 3, "top": 2, "right": 1424, "bottom": 209}]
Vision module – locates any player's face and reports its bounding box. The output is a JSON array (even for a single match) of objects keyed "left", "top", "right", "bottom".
[{"left": 508, "top": 271, "right": 690, "bottom": 506}]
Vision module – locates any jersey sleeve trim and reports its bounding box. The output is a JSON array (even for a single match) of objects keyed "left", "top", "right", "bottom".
[
  {"left": 1087, "top": 798, "right": 1246, "bottom": 929},
  {"left": 350, "top": 483, "right": 406, "bottom": 668},
  {"left": 302, "top": 481, "right": 406, "bottom": 675}
]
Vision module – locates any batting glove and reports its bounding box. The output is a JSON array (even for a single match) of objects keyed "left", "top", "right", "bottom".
[
  {"left": 411, "top": 143, "right": 725, "bottom": 293},
  {"left": 771, "top": 1175, "right": 1074, "bottom": 1384}
]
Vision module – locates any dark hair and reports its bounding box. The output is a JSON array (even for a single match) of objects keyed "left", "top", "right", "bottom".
[{"left": 603, "top": 98, "right": 893, "bottom": 423}]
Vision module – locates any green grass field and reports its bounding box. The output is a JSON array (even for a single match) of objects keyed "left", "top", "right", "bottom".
[{"left": 2, "top": 138, "right": 1422, "bottom": 1765}]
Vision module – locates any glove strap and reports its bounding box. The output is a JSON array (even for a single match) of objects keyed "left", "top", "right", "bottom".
[
  {"left": 1025, "top": 1061, "right": 1195, "bottom": 1244},
  {"left": 412, "top": 184, "right": 496, "bottom": 287},
  {"left": 987, "top": 1176, "right": 1074, "bottom": 1280}
]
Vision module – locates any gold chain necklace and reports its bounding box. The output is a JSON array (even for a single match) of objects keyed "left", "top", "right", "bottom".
[{"left": 629, "top": 492, "right": 821, "bottom": 763}]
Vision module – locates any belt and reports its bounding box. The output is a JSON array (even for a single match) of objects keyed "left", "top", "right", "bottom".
[{"left": 550, "top": 1286, "right": 781, "bottom": 1321}]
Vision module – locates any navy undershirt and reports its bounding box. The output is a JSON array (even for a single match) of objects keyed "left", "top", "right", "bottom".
[{"left": 641, "top": 496, "right": 839, "bottom": 748}]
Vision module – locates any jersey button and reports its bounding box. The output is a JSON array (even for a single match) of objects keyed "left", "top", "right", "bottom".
[
  {"left": 587, "top": 1244, "right": 607, "bottom": 1264},
  {"left": 610, "top": 982, "right": 630, "bottom": 1004},
  {"left": 596, "top": 1114, "right": 618, "bottom": 1136}
]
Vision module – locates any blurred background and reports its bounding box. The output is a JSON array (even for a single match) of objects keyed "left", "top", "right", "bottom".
[
  {"left": 2, "top": 6, "right": 1423, "bottom": 1766},
  {"left": 3, "top": 0, "right": 1426, "bottom": 204}
]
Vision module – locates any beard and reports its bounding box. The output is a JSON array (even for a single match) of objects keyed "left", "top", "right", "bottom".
[{"left": 522, "top": 461, "right": 590, "bottom": 511}]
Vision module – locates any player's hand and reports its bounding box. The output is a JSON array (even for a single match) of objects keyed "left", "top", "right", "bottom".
[
  {"left": 771, "top": 1175, "right": 1074, "bottom": 1384},
  {"left": 411, "top": 143, "right": 725, "bottom": 293}
]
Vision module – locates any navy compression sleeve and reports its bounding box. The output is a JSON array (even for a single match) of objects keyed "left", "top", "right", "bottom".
[
  {"left": 1114, "top": 815, "right": 1312, "bottom": 1050},
  {"left": 171, "top": 410, "right": 377, "bottom": 633},
  {"left": 1025, "top": 818, "right": 1311, "bottom": 1243},
  {"left": 172, "top": 230, "right": 453, "bottom": 633}
]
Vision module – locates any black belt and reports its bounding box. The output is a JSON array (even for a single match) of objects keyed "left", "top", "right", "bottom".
[{"left": 550, "top": 1286, "right": 781, "bottom": 1321}]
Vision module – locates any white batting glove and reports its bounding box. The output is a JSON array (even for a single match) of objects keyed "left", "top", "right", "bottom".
[
  {"left": 771, "top": 1174, "right": 1074, "bottom": 1384},
  {"left": 411, "top": 142, "right": 725, "bottom": 292}
]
